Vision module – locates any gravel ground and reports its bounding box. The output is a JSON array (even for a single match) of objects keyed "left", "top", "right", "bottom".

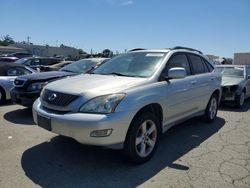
[{"left": 0, "top": 100, "right": 249, "bottom": 188}]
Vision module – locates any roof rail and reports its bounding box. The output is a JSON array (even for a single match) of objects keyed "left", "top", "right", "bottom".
[
  {"left": 171, "top": 46, "right": 203, "bottom": 54},
  {"left": 129, "top": 48, "right": 146, "bottom": 52}
]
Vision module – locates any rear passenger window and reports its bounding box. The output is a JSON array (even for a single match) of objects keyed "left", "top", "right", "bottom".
[
  {"left": 189, "top": 54, "right": 205, "bottom": 74},
  {"left": 165, "top": 54, "right": 191, "bottom": 75}
]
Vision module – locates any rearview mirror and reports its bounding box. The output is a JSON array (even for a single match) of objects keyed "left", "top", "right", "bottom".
[{"left": 167, "top": 67, "right": 187, "bottom": 79}]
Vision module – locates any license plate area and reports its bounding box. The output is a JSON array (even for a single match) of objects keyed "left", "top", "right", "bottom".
[{"left": 37, "top": 115, "right": 51, "bottom": 131}]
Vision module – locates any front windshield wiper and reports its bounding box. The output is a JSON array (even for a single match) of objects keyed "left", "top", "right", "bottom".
[{"left": 106, "top": 72, "right": 137, "bottom": 77}]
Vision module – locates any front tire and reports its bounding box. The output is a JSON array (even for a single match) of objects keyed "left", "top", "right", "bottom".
[
  {"left": 124, "top": 112, "right": 160, "bottom": 164},
  {"left": 0, "top": 88, "right": 6, "bottom": 104},
  {"left": 204, "top": 94, "right": 218, "bottom": 122},
  {"left": 235, "top": 92, "right": 245, "bottom": 108}
]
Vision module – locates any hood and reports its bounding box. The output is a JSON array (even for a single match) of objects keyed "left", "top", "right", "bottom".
[
  {"left": 45, "top": 74, "right": 148, "bottom": 97},
  {"left": 18, "top": 71, "right": 76, "bottom": 82},
  {"left": 221, "top": 77, "right": 245, "bottom": 86}
]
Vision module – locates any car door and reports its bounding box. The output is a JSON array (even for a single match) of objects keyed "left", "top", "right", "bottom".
[
  {"left": 187, "top": 53, "right": 214, "bottom": 111},
  {"left": 162, "top": 53, "right": 197, "bottom": 126},
  {"left": 246, "top": 66, "right": 250, "bottom": 97}
]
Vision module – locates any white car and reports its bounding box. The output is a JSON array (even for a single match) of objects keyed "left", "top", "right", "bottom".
[
  {"left": 33, "top": 47, "right": 222, "bottom": 163},
  {"left": 0, "top": 62, "right": 36, "bottom": 104}
]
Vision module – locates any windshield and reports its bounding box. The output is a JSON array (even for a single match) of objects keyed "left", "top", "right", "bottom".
[
  {"left": 216, "top": 67, "right": 244, "bottom": 78},
  {"left": 93, "top": 52, "right": 166, "bottom": 77},
  {"left": 15, "top": 58, "right": 29, "bottom": 64},
  {"left": 60, "top": 59, "right": 103, "bottom": 73}
]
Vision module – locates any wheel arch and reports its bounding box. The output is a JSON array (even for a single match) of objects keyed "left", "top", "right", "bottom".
[{"left": 126, "top": 103, "right": 163, "bottom": 136}]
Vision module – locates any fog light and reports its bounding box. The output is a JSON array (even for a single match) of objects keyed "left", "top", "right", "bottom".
[{"left": 90, "top": 129, "right": 113, "bottom": 137}]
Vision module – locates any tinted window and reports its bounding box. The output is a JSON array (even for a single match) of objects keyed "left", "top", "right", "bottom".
[
  {"left": 246, "top": 67, "right": 250, "bottom": 75},
  {"left": 164, "top": 54, "right": 191, "bottom": 75},
  {"left": 189, "top": 54, "right": 205, "bottom": 74}
]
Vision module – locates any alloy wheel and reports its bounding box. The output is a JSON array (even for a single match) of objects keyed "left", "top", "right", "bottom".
[{"left": 135, "top": 120, "right": 157, "bottom": 158}]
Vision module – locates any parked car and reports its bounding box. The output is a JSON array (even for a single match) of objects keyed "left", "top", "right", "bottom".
[
  {"left": 2, "top": 52, "right": 33, "bottom": 59},
  {"left": 11, "top": 58, "right": 109, "bottom": 107},
  {"left": 15, "top": 57, "right": 63, "bottom": 72},
  {"left": 0, "top": 62, "right": 36, "bottom": 104},
  {"left": 42, "top": 61, "right": 73, "bottom": 71},
  {"left": 216, "top": 65, "right": 250, "bottom": 107},
  {"left": 0, "top": 57, "right": 19, "bottom": 63},
  {"left": 32, "top": 47, "right": 222, "bottom": 163}
]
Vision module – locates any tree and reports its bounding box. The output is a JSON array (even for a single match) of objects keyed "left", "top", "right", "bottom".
[{"left": 0, "top": 35, "right": 15, "bottom": 46}]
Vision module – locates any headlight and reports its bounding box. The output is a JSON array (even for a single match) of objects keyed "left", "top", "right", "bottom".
[
  {"left": 27, "top": 82, "right": 47, "bottom": 92},
  {"left": 79, "top": 93, "right": 125, "bottom": 114}
]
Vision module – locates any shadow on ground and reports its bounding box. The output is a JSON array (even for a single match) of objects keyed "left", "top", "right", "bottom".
[
  {"left": 4, "top": 107, "right": 34, "bottom": 125},
  {"left": 219, "top": 98, "right": 250, "bottom": 112},
  {"left": 21, "top": 117, "right": 225, "bottom": 188}
]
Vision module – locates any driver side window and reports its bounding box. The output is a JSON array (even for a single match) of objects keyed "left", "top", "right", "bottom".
[{"left": 163, "top": 54, "right": 191, "bottom": 76}]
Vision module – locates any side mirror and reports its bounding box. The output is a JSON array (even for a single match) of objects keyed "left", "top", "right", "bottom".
[
  {"left": 248, "top": 75, "right": 250, "bottom": 79},
  {"left": 167, "top": 67, "right": 187, "bottom": 80}
]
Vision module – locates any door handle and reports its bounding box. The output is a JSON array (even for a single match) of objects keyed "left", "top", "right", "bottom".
[{"left": 191, "top": 80, "right": 197, "bottom": 85}]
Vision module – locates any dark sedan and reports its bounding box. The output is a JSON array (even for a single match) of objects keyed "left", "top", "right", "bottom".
[{"left": 11, "top": 58, "right": 109, "bottom": 107}]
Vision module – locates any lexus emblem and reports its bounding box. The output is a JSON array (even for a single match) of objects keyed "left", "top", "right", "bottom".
[{"left": 48, "top": 93, "right": 57, "bottom": 101}]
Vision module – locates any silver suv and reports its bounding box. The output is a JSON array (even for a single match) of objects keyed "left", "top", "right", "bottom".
[{"left": 33, "top": 47, "right": 222, "bottom": 163}]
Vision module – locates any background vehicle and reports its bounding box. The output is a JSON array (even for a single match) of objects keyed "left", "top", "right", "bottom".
[
  {"left": 33, "top": 47, "right": 221, "bottom": 163},
  {"left": 0, "top": 57, "right": 19, "bottom": 63},
  {"left": 11, "top": 58, "right": 109, "bottom": 107},
  {"left": 2, "top": 52, "right": 33, "bottom": 59},
  {"left": 0, "top": 62, "right": 36, "bottom": 104},
  {"left": 216, "top": 65, "right": 250, "bottom": 107},
  {"left": 42, "top": 61, "right": 73, "bottom": 71},
  {"left": 15, "top": 57, "right": 63, "bottom": 72}
]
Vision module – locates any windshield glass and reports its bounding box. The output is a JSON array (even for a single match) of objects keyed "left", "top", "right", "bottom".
[
  {"left": 216, "top": 67, "right": 244, "bottom": 78},
  {"left": 15, "top": 58, "right": 29, "bottom": 64},
  {"left": 93, "top": 52, "right": 166, "bottom": 77},
  {"left": 60, "top": 59, "right": 102, "bottom": 73}
]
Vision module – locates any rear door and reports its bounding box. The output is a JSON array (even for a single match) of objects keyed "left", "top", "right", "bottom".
[{"left": 187, "top": 53, "right": 214, "bottom": 111}]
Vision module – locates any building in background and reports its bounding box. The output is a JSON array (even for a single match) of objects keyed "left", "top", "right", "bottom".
[
  {"left": 234, "top": 53, "right": 250, "bottom": 65},
  {"left": 0, "top": 45, "right": 29, "bottom": 55},
  {"left": 10, "top": 43, "right": 79, "bottom": 60}
]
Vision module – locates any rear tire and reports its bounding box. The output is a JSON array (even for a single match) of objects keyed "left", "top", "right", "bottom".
[
  {"left": 235, "top": 92, "right": 245, "bottom": 108},
  {"left": 0, "top": 88, "right": 6, "bottom": 104},
  {"left": 204, "top": 94, "right": 218, "bottom": 122},
  {"left": 124, "top": 112, "right": 160, "bottom": 164}
]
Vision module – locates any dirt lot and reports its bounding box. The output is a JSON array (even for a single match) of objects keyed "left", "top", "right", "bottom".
[{"left": 0, "top": 100, "right": 250, "bottom": 188}]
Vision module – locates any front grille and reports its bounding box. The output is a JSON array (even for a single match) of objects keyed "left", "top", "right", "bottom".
[
  {"left": 42, "top": 89, "right": 78, "bottom": 107},
  {"left": 14, "top": 78, "right": 26, "bottom": 87}
]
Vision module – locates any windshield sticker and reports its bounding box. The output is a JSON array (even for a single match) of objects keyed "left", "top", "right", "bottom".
[{"left": 146, "top": 53, "right": 164, "bottom": 57}]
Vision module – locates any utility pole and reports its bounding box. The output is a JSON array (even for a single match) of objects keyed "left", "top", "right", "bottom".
[{"left": 27, "top": 36, "right": 30, "bottom": 44}]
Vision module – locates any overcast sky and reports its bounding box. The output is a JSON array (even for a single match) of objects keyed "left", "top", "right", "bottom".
[{"left": 1, "top": 0, "right": 250, "bottom": 57}]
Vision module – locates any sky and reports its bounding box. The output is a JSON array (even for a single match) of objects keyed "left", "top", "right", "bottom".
[{"left": 0, "top": 0, "right": 249, "bottom": 57}]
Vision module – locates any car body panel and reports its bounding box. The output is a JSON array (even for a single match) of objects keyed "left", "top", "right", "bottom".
[{"left": 33, "top": 49, "right": 222, "bottom": 148}]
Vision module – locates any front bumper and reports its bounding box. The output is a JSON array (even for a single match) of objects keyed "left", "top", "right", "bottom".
[
  {"left": 32, "top": 99, "right": 136, "bottom": 149},
  {"left": 11, "top": 88, "right": 40, "bottom": 107}
]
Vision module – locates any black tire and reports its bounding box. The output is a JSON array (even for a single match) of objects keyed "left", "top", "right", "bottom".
[
  {"left": 0, "top": 87, "right": 6, "bottom": 104},
  {"left": 204, "top": 94, "right": 218, "bottom": 123},
  {"left": 235, "top": 91, "right": 245, "bottom": 108},
  {"left": 124, "top": 112, "right": 160, "bottom": 164}
]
